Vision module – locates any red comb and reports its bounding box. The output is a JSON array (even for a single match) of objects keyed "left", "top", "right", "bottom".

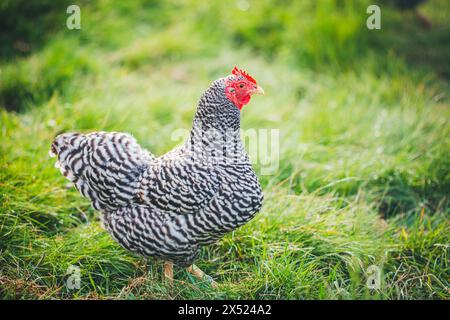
[{"left": 232, "top": 66, "right": 257, "bottom": 84}]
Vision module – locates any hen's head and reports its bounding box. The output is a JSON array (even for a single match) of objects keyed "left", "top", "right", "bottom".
[
  {"left": 224, "top": 67, "right": 264, "bottom": 110},
  {"left": 193, "top": 67, "right": 264, "bottom": 131}
]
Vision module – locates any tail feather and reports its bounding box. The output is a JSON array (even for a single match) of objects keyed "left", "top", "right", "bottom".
[{"left": 51, "top": 131, "right": 154, "bottom": 210}]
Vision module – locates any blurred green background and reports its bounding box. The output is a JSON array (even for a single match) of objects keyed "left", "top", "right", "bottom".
[{"left": 0, "top": 0, "right": 449, "bottom": 299}]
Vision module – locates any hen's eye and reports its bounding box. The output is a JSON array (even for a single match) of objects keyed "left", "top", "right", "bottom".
[{"left": 239, "top": 84, "right": 244, "bottom": 88}]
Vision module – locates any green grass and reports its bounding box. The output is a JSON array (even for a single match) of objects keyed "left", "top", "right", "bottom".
[{"left": 0, "top": 0, "right": 449, "bottom": 299}]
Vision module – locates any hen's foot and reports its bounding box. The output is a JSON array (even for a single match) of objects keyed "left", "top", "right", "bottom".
[
  {"left": 163, "top": 261, "right": 173, "bottom": 287},
  {"left": 186, "top": 264, "right": 218, "bottom": 288}
]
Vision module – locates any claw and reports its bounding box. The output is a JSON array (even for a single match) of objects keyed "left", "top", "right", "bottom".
[{"left": 186, "top": 264, "right": 218, "bottom": 288}]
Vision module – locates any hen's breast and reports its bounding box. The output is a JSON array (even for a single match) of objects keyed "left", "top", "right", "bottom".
[{"left": 191, "top": 163, "right": 264, "bottom": 243}]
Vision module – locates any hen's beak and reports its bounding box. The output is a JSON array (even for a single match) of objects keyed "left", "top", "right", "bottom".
[{"left": 252, "top": 85, "right": 265, "bottom": 95}]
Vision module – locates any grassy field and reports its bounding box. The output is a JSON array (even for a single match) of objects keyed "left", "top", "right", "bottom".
[{"left": 0, "top": 0, "right": 449, "bottom": 299}]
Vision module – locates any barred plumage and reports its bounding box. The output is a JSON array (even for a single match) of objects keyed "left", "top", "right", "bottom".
[{"left": 51, "top": 74, "right": 264, "bottom": 268}]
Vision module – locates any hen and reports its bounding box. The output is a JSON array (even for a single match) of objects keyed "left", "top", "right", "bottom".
[{"left": 50, "top": 67, "right": 265, "bottom": 286}]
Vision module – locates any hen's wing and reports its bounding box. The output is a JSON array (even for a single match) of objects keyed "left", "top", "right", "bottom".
[
  {"left": 136, "top": 150, "right": 220, "bottom": 215},
  {"left": 50, "top": 131, "right": 154, "bottom": 210}
]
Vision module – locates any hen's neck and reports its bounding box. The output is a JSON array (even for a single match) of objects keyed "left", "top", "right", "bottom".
[
  {"left": 193, "top": 79, "right": 241, "bottom": 131},
  {"left": 183, "top": 80, "right": 247, "bottom": 162}
]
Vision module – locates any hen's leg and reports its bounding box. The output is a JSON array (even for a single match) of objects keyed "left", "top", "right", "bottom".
[
  {"left": 163, "top": 261, "right": 173, "bottom": 286},
  {"left": 186, "top": 265, "right": 218, "bottom": 288}
]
